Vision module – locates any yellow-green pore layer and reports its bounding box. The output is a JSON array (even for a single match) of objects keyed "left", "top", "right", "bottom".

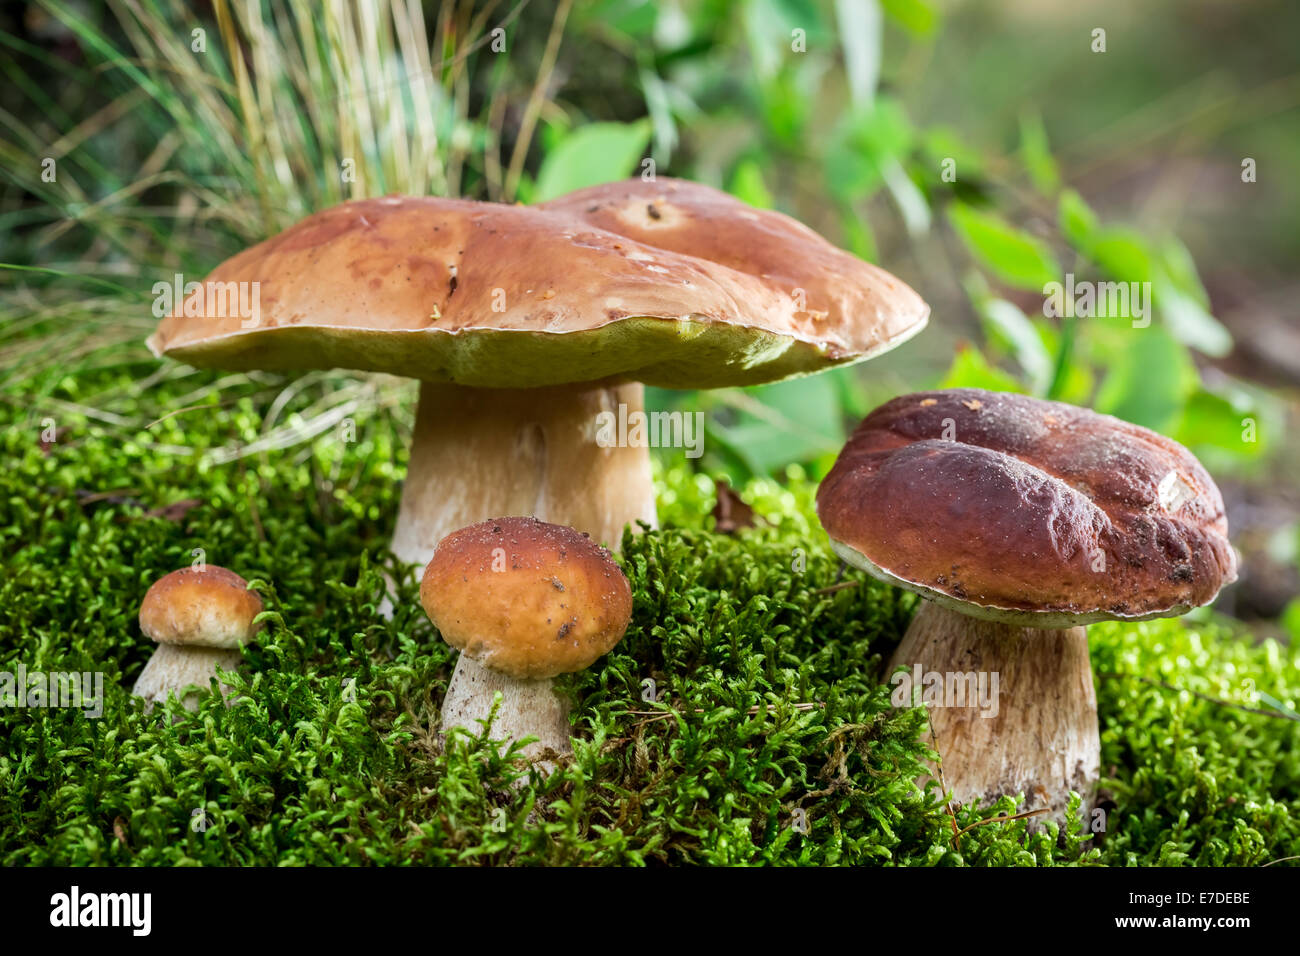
[{"left": 152, "top": 314, "right": 927, "bottom": 389}]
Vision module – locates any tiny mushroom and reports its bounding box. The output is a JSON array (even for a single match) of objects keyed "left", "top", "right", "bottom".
[
  {"left": 420, "top": 516, "right": 633, "bottom": 764},
  {"left": 146, "top": 178, "right": 928, "bottom": 566},
  {"left": 817, "top": 388, "right": 1237, "bottom": 823},
  {"left": 134, "top": 566, "right": 263, "bottom": 711}
]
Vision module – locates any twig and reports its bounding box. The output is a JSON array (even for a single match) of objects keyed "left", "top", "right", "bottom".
[
  {"left": 812, "top": 580, "right": 859, "bottom": 596},
  {"left": 928, "top": 711, "right": 962, "bottom": 847},
  {"left": 622, "top": 702, "right": 822, "bottom": 717},
  {"left": 955, "top": 807, "right": 1051, "bottom": 837}
]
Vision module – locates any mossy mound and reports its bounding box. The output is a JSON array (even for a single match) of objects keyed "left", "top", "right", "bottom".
[{"left": 2, "top": 341, "right": 1298, "bottom": 865}]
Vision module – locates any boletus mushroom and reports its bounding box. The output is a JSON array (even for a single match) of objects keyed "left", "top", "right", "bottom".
[
  {"left": 146, "top": 178, "right": 928, "bottom": 566},
  {"left": 420, "top": 516, "right": 632, "bottom": 764},
  {"left": 817, "top": 388, "right": 1237, "bottom": 823},
  {"left": 134, "top": 566, "right": 263, "bottom": 711}
]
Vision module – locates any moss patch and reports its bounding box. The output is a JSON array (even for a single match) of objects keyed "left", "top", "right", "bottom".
[{"left": 2, "top": 337, "right": 1298, "bottom": 865}]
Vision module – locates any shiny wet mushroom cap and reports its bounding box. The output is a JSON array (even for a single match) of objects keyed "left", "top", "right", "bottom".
[{"left": 817, "top": 388, "right": 1237, "bottom": 625}]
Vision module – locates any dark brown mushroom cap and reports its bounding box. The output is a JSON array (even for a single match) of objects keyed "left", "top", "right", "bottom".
[
  {"left": 816, "top": 389, "right": 1237, "bottom": 626},
  {"left": 420, "top": 517, "right": 633, "bottom": 679},
  {"left": 146, "top": 178, "right": 927, "bottom": 388},
  {"left": 139, "top": 565, "right": 264, "bottom": 648}
]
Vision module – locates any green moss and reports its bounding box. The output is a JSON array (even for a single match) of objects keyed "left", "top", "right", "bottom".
[{"left": 2, "top": 330, "right": 1298, "bottom": 865}]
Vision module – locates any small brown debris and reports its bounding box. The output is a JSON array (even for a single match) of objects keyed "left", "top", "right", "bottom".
[
  {"left": 713, "top": 479, "right": 758, "bottom": 534},
  {"left": 144, "top": 498, "right": 202, "bottom": 523},
  {"left": 40, "top": 426, "right": 70, "bottom": 455}
]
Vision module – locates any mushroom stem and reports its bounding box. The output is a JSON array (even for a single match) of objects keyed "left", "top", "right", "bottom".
[
  {"left": 391, "top": 381, "right": 657, "bottom": 568},
  {"left": 888, "top": 600, "right": 1100, "bottom": 826},
  {"left": 132, "top": 644, "right": 242, "bottom": 712},
  {"left": 441, "top": 655, "right": 571, "bottom": 764}
]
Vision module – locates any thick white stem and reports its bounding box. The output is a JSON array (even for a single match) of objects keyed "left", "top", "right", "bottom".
[
  {"left": 391, "top": 380, "right": 658, "bottom": 570},
  {"left": 395, "top": 381, "right": 655, "bottom": 765},
  {"left": 888, "top": 601, "right": 1100, "bottom": 827},
  {"left": 132, "top": 643, "right": 242, "bottom": 712},
  {"left": 441, "top": 654, "right": 572, "bottom": 767}
]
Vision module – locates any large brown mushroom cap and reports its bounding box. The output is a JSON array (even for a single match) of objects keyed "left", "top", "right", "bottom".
[
  {"left": 146, "top": 178, "right": 927, "bottom": 388},
  {"left": 817, "top": 388, "right": 1237, "bottom": 626},
  {"left": 139, "top": 566, "right": 264, "bottom": 648},
  {"left": 420, "top": 517, "right": 633, "bottom": 679}
]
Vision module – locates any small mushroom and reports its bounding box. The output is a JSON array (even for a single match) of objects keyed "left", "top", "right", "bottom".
[
  {"left": 817, "top": 388, "right": 1237, "bottom": 824},
  {"left": 420, "top": 517, "right": 632, "bottom": 765},
  {"left": 133, "top": 566, "right": 263, "bottom": 711}
]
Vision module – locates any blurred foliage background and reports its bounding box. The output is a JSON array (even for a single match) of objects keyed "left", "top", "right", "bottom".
[{"left": 1, "top": 0, "right": 1297, "bottom": 631}]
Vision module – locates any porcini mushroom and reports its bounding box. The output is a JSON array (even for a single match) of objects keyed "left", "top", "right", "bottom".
[
  {"left": 146, "top": 178, "right": 928, "bottom": 566},
  {"left": 419, "top": 516, "right": 632, "bottom": 763},
  {"left": 817, "top": 388, "right": 1237, "bottom": 823},
  {"left": 134, "top": 565, "right": 263, "bottom": 711}
]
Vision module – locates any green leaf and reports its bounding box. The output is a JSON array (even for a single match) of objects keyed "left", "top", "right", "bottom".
[
  {"left": 825, "top": 97, "right": 912, "bottom": 202},
  {"left": 1085, "top": 229, "right": 1230, "bottom": 355},
  {"left": 710, "top": 376, "right": 846, "bottom": 474},
  {"left": 923, "top": 126, "right": 983, "bottom": 181},
  {"left": 728, "top": 158, "right": 774, "bottom": 209},
  {"left": 1157, "top": 237, "right": 1211, "bottom": 307},
  {"left": 1153, "top": 239, "right": 1232, "bottom": 357},
  {"left": 839, "top": 207, "right": 877, "bottom": 261},
  {"left": 881, "top": 0, "right": 939, "bottom": 35},
  {"left": 1058, "top": 189, "right": 1099, "bottom": 250},
  {"left": 939, "top": 346, "right": 1026, "bottom": 393},
  {"left": 974, "top": 296, "right": 1053, "bottom": 394},
  {"left": 1086, "top": 227, "right": 1155, "bottom": 284},
  {"left": 1157, "top": 283, "right": 1233, "bottom": 357},
  {"left": 1093, "top": 326, "right": 1197, "bottom": 432},
  {"left": 1019, "top": 112, "right": 1060, "bottom": 195},
  {"left": 532, "top": 120, "right": 652, "bottom": 202},
  {"left": 948, "top": 202, "right": 1060, "bottom": 290},
  {"left": 744, "top": 0, "right": 825, "bottom": 79},
  {"left": 1172, "top": 387, "right": 1265, "bottom": 459}
]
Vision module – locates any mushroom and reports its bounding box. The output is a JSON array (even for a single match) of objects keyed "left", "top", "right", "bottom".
[
  {"left": 419, "top": 516, "right": 632, "bottom": 763},
  {"left": 816, "top": 388, "right": 1237, "bottom": 823},
  {"left": 133, "top": 566, "right": 263, "bottom": 711},
  {"left": 146, "top": 178, "right": 928, "bottom": 566}
]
